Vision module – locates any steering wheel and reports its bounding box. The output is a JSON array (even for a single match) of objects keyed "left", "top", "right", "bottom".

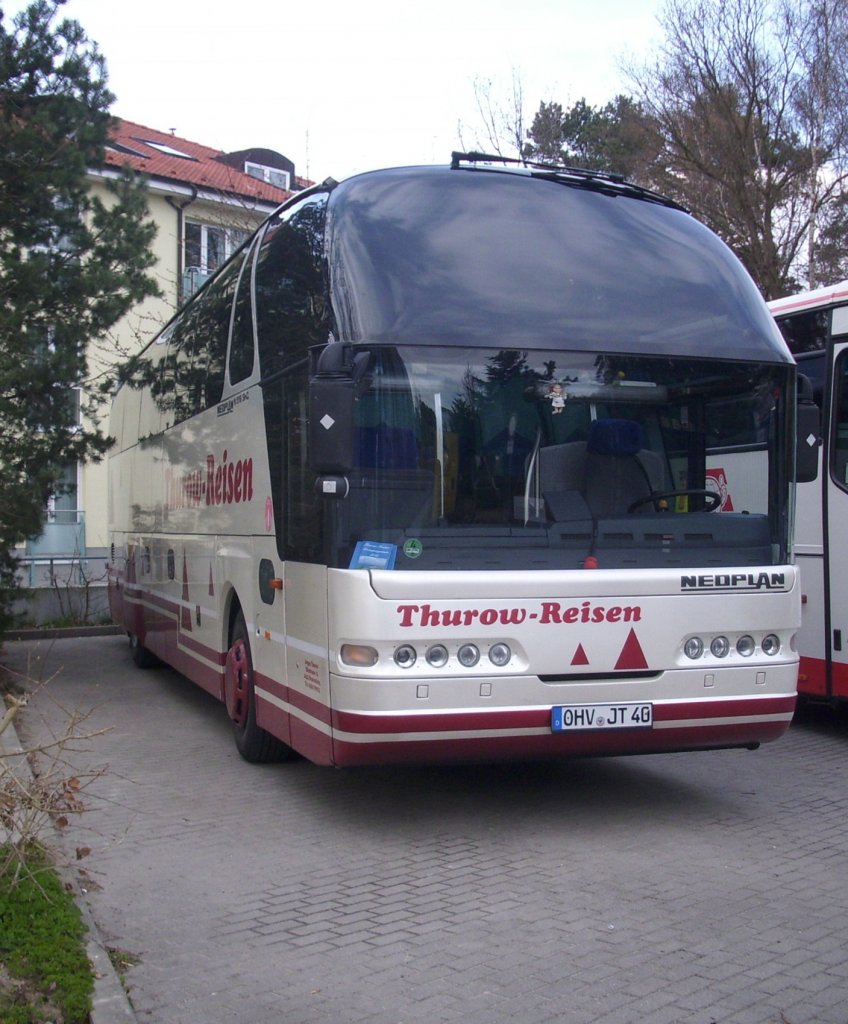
[{"left": 627, "top": 489, "right": 722, "bottom": 514}]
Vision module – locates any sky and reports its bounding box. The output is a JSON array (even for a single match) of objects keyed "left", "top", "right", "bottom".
[{"left": 8, "top": 0, "right": 666, "bottom": 183}]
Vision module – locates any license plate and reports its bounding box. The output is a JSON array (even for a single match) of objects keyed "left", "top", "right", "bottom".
[{"left": 551, "top": 702, "right": 653, "bottom": 732}]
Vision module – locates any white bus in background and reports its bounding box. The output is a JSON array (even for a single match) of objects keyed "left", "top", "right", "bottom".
[
  {"left": 108, "top": 153, "right": 802, "bottom": 767},
  {"left": 770, "top": 282, "right": 848, "bottom": 703}
]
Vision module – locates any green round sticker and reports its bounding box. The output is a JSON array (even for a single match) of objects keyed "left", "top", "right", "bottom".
[{"left": 403, "top": 538, "right": 423, "bottom": 559}]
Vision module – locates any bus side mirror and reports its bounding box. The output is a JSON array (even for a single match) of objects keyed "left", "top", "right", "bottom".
[
  {"left": 308, "top": 344, "right": 369, "bottom": 476},
  {"left": 796, "top": 374, "right": 821, "bottom": 484}
]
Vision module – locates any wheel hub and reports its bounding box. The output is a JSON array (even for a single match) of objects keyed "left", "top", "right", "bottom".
[{"left": 224, "top": 639, "right": 249, "bottom": 727}]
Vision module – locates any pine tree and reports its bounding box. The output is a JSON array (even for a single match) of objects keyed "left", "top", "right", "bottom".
[{"left": 0, "top": 0, "right": 159, "bottom": 632}]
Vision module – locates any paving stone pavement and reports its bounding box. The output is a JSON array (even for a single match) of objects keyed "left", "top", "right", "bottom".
[{"left": 4, "top": 634, "right": 848, "bottom": 1024}]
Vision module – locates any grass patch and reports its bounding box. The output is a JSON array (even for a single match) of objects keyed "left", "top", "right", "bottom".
[{"left": 0, "top": 846, "right": 93, "bottom": 1024}]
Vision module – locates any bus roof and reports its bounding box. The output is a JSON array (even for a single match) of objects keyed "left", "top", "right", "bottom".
[{"left": 768, "top": 280, "right": 848, "bottom": 316}]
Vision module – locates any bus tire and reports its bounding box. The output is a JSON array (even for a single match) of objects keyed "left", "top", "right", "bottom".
[
  {"left": 128, "top": 631, "right": 158, "bottom": 669},
  {"left": 225, "top": 611, "right": 291, "bottom": 763}
]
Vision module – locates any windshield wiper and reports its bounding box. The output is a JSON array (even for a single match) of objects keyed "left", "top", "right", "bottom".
[{"left": 449, "top": 151, "right": 686, "bottom": 211}]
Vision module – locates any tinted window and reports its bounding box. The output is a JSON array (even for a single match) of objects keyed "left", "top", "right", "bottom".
[
  {"left": 776, "top": 308, "right": 830, "bottom": 356},
  {"left": 327, "top": 168, "right": 789, "bottom": 365},
  {"left": 254, "top": 194, "right": 329, "bottom": 561},
  {"left": 254, "top": 193, "right": 330, "bottom": 378},
  {"left": 165, "top": 300, "right": 207, "bottom": 421},
  {"left": 229, "top": 236, "right": 259, "bottom": 386},
  {"left": 776, "top": 308, "right": 832, "bottom": 409},
  {"left": 203, "top": 252, "right": 245, "bottom": 405},
  {"left": 831, "top": 350, "right": 848, "bottom": 491}
]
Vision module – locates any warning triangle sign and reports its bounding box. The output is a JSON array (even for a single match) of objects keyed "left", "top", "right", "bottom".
[
  {"left": 571, "top": 643, "right": 589, "bottom": 666},
  {"left": 180, "top": 555, "right": 192, "bottom": 632},
  {"left": 614, "top": 628, "right": 648, "bottom": 670}
]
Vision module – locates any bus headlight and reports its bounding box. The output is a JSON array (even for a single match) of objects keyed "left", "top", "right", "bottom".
[
  {"left": 488, "top": 643, "right": 512, "bottom": 667},
  {"left": 426, "top": 644, "right": 449, "bottom": 667},
  {"left": 394, "top": 644, "right": 417, "bottom": 668},
  {"left": 684, "top": 637, "right": 704, "bottom": 659},
  {"left": 762, "top": 634, "right": 781, "bottom": 656},
  {"left": 457, "top": 643, "right": 480, "bottom": 667},
  {"left": 736, "top": 635, "right": 755, "bottom": 657},
  {"left": 710, "top": 636, "right": 730, "bottom": 658}
]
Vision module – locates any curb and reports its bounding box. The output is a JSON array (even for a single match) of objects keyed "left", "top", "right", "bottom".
[
  {"left": 0, "top": 711, "right": 138, "bottom": 1024},
  {"left": 6, "top": 625, "right": 124, "bottom": 642}
]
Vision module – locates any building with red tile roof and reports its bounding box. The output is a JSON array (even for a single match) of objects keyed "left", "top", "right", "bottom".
[
  {"left": 91, "top": 119, "right": 309, "bottom": 308},
  {"left": 24, "top": 118, "right": 307, "bottom": 605},
  {"left": 102, "top": 119, "right": 310, "bottom": 205}
]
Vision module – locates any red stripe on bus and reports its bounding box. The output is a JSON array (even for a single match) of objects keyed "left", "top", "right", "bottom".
[
  {"left": 331, "top": 695, "right": 795, "bottom": 737},
  {"left": 329, "top": 719, "right": 792, "bottom": 768},
  {"left": 256, "top": 673, "right": 333, "bottom": 726}
]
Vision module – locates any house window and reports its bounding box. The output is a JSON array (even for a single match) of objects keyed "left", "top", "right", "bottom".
[
  {"left": 48, "top": 461, "right": 80, "bottom": 525},
  {"left": 183, "top": 222, "right": 248, "bottom": 298},
  {"left": 245, "top": 162, "right": 291, "bottom": 191}
]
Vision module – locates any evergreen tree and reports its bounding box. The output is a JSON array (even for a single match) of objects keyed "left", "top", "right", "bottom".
[
  {"left": 526, "top": 96, "right": 660, "bottom": 182},
  {"left": 0, "top": 0, "right": 159, "bottom": 632}
]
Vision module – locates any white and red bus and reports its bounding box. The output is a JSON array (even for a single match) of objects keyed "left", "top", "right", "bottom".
[
  {"left": 770, "top": 281, "right": 848, "bottom": 702},
  {"left": 108, "top": 154, "right": 802, "bottom": 766}
]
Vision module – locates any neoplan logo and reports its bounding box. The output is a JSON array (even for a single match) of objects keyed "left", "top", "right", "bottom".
[{"left": 680, "top": 572, "right": 786, "bottom": 591}]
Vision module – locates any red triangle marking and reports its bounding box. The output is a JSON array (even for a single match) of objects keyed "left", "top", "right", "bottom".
[
  {"left": 614, "top": 628, "right": 648, "bottom": 670},
  {"left": 571, "top": 643, "right": 590, "bottom": 666},
  {"left": 180, "top": 554, "right": 193, "bottom": 632}
]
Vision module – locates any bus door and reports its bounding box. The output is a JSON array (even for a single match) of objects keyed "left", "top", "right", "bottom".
[
  {"left": 824, "top": 337, "right": 848, "bottom": 699},
  {"left": 794, "top": 362, "right": 826, "bottom": 698}
]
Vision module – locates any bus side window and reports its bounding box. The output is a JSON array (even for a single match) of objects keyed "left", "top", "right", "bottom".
[
  {"left": 776, "top": 308, "right": 830, "bottom": 357},
  {"left": 254, "top": 196, "right": 330, "bottom": 564},
  {"left": 254, "top": 194, "right": 329, "bottom": 378},
  {"left": 229, "top": 235, "right": 260, "bottom": 387},
  {"left": 202, "top": 251, "right": 245, "bottom": 407},
  {"left": 151, "top": 323, "right": 179, "bottom": 428},
  {"left": 831, "top": 349, "right": 848, "bottom": 489},
  {"left": 168, "top": 298, "right": 208, "bottom": 422}
]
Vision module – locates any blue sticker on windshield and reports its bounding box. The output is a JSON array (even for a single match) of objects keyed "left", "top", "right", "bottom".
[{"left": 349, "top": 541, "right": 397, "bottom": 570}]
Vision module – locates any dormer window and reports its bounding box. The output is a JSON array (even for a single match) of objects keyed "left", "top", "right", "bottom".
[
  {"left": 244, "top": 162, "right": 290, "bottom": 190},
  {"left": 135, "top": 138, "right": 198, "bottom": 161}
]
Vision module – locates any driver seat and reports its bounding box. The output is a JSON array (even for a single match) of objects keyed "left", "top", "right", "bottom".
[{"left": 582, "top": 419, "right": 655, "bottom": 517}]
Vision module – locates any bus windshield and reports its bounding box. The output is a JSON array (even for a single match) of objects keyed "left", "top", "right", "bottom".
[{"left": 326, "top": 345, "right": 791, "bottom": 572}]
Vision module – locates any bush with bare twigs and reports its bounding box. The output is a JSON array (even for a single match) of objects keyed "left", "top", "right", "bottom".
[{"left": 1, "top": 675, "right": 106, "bottom": 885}]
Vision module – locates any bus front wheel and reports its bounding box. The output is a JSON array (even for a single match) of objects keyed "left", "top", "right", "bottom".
[{"left": 224, "top": 612, "right": 291, "bottom": 763}]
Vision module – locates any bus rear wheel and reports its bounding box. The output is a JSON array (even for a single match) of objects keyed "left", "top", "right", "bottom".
[
  {"left": 128, "top": 631, "right": 158, "bottom": 669},
  {"left": 224, "top": 611, "right": 291, "bottom": 763}
]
